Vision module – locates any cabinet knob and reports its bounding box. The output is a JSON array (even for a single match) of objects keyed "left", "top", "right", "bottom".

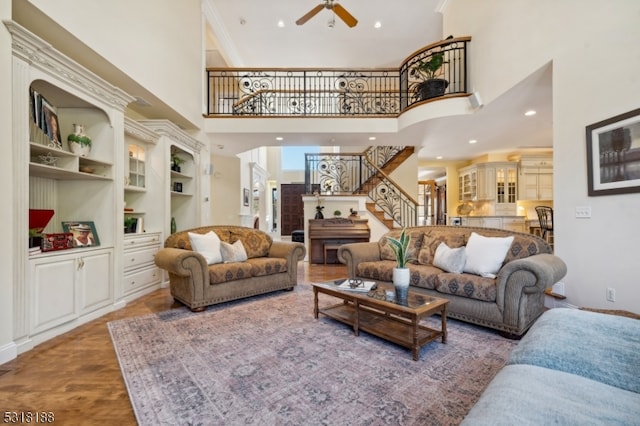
[{"left": 130, "top": 258, "right": 135, "bottom": 262}]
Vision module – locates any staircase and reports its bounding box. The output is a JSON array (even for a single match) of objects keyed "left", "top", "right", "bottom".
[
  {"left": 363, "top": 146, "right": 415, "bottom": 229},
  {"left": 304, "top": 146, "right": 418, "bottom": 230},
  {"left": 365, "top": 202, "right": 396, "bottom": 228}
]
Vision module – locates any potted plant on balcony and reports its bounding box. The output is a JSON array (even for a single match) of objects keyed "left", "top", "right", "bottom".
[
  {"left": 386, "top": 228, "right": 411, "bottom": 302},
  {"left": 412, "top": 51, "right": 448, "bottom": 101}
]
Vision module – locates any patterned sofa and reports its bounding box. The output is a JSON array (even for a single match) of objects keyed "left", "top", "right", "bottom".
[
  {"left": 338, "top": 226, "right": 567, "bottom": 336},
  {"left": 155, "top": 226, "right": 306, "bottom": 311}
]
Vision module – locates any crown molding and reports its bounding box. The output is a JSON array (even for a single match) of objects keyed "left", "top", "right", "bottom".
[{"left": 4, "top": 20, "right": 134, "bottom": 111}]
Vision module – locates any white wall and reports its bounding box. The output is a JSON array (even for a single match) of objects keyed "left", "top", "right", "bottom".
[
  {"left": 22, "top": 0, "right": 204, "bottom": 128},
  {"left": 210, "top": 154, "right": 241, "bottom": 225},
  {"left": 444, "top": 0, "right": 640, "bottom": 311}
]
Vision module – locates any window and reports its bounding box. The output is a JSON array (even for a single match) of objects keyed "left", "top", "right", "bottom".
[{"left": 281, "top": 146, "right": 319, "bottom": 170}]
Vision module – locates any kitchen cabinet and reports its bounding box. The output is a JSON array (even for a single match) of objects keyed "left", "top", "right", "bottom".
[
  {"left": 495, "top": 163, "right": 518, "bottom": 215},
  {"left": 458, "top": 168, "right": 477, "bottom": 201},
  {"left": 502, "top": 217, "right": 526, "bottom": 233},
  {"left": 518, "top": 155, "right": 553, "bottom": 200},
  {"left": 458, "top": 162, "right": 517, "bottom": 207},
  {"left": 476, "top": 164, "right": 496, "bottom": 200},
  {"left": 461, "top": 216, "right": 525, "bottom": 232}
]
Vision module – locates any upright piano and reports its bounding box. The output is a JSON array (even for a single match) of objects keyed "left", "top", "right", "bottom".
[{"left": 308, "top": 217, "right": 370, "bottom": 264}]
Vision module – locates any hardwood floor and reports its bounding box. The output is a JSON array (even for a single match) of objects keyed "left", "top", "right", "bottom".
[{"left": 0, "top": 262, "right": 346, "bottom": 425}]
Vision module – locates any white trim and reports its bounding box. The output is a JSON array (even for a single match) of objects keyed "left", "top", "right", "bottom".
[{"left": 0, "top": 342, "right": 18, "bottom": 365}]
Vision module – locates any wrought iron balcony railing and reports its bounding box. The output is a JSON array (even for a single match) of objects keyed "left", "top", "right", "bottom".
[{"left": 206, "top": 36, "right": 470, "bottom": 117}]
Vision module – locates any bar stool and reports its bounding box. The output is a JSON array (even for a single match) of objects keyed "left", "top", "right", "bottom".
[{"left": 535, "top": 206, "right": 554, "bottom": 250}]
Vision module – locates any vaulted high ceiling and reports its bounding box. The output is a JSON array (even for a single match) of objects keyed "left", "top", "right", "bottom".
[{"left": 203, "top": 0, "right": 553, "bottom": 171}]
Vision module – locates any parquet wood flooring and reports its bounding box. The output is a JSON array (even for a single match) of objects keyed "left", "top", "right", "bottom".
[{"left": 0, "top": 262, "right": 345, "bottom": 425}]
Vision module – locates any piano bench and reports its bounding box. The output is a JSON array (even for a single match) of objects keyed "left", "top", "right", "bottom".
[
  {"left": 323, "top": 243, "right": 342, "bottom": 264},
  {"left": 292, "top": 230, "right": 305, "bottom": 243}
]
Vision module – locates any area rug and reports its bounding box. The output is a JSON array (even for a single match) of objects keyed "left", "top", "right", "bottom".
[{"left": 108, "top": 282, "right": 517, "bottom": 425}]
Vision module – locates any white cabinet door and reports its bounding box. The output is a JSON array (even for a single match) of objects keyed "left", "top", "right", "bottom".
[
  {"left": 538, "top": 172, "right": 553, "bottom": 200},
  {"left": 518, "top": 167, "right": 553, "bottom": 201},
  {"left": 78, "top": 251, "right": 112, "bottom": 314},
  {"left": 502, "top": 218, "right": 526, "bottom": 233},
  {"left": 483, "top": 217, "right": 503, "bottom": 229},
  {"left": 519, "top": 173, "right": 540, "bottom": 200},
  {"left": 31, "top": 249, "right": 113, "bottom": 335},
  {"left": 463, "top": 217, "right": 484, "bottom": 227},
  {"left": 31, "top": 256, "right": 77, "bottom": 334},
  {"left": 463, "top": 217, "right": 502, "bottom": 228},
  {"left": 477, "top": 166, "right": 496, "bottom": 200}
]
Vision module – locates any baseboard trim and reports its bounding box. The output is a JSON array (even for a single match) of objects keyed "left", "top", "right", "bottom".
[
  {"left": 0, "top": 341, "right": 18, "bottom": 365},
  {"left": 554, "top": 301, "right": 578, "bottom": 309}
]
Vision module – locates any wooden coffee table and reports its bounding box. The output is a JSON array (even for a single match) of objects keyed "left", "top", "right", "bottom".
[{"left": 312, "top": 279, "right": 449, "bottom": 361}]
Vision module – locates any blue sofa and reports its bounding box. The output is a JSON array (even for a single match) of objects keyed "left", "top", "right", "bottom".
[{"left": 463, "top": 308, "right": 640, "bottom": 425}]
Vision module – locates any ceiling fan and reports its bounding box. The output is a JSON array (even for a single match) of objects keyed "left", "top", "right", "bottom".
[{"left": 296, "top": 0, "right": 358, "bottom": 28}]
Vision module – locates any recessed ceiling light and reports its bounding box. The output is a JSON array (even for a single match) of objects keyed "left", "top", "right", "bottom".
[
  {"left": 436, "top": 156, "right": 443, "bottom": 160},
  {"left": 277, "top": 20, "right": 285, "bottom": 28},
  {"left": 275, "top": 137, "right": 283, "bottom": 141},
  {"left": 374, "top": 21, "right": 382, "bottom": 29},
  {"left": 525, "top": 110, "right": 537, "bottom": 116},
  {"left": 469, "top": 139, "right": 477, "bottom": 144},
  {"left": 368, "top": 136, "right": 376, "bottom": 141}
]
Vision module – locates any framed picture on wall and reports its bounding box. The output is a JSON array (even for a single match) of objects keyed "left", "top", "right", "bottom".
[
  {"left": 586, "top": 107, "right": 640, "bottom": 196},
  {"left": 62, "top": 221, "right": 100, "bottom": 247},
  {"left": 243, "top": 188, "right": 250, "bottom": 206}
]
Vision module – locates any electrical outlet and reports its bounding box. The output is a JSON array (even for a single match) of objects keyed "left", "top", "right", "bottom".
[
  {"left": 575, "top": 206, "right": 592, "bottom": 218},
  {"left": 606, "top": 287, "right": 616, "bottom": 302}
]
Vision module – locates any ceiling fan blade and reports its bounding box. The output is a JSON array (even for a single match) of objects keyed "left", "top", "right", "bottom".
[
  {"left": 333, "top": 4, "right": 358, "bottom": 27},
  {"left": 296, "top": 4, "right": 325, "bottom": 26}
]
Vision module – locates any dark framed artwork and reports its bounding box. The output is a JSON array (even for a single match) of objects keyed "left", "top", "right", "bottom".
[
  {"left": 586, "top": 107, "right": 640, "bottom": 196},
  {"left": 243, "top": 188, "right": 250, "bottom": 206},
  {"left": 62, "top": 221, "right": 100, "bottom": 247}
]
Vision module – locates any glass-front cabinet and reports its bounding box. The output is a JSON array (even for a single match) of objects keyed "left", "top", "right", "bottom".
[
  {"left": 458, "top": 168, "right": 477, "bottom": 201},
  {"left": 495, "top": 163, "right": 517, "bottom": 215},
  {"left": 457, "top": 162, "right": 518, "bottom": 215},
  {"left": 496, "top": 166, "right": 517, "bottom": 204},
  {"left": 127, "top": 144, "right": 146, "bottom": 189}
]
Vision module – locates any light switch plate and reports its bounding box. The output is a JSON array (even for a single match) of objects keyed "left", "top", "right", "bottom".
[{"left": 575, "top": 206, "right": 591, "bottom": 218}]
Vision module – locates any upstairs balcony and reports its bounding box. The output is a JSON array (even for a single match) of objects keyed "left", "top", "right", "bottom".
[{"left": 206, "top": 36, "right": 471, "bottom": 117}]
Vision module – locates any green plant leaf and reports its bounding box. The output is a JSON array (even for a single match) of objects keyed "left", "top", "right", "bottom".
[
  {"left": 413, "top": 52, "right": 448, "bottom": 81},
  {"left": 386, "top": 228, "right": 411, "bottom": 268}
]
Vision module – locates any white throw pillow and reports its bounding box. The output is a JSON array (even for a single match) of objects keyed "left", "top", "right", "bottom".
[
  {"left": 463, "top": 232, "right": 514, "bottom": 278},
  {"left": 220, "top": 240, "right": 248, "bottom": 263},
  {"left": 188, "top": 231, "right": 222, "bottom": 265},
  {"left": 433, "top": 242, "right": 466, "bottom": 273}
]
